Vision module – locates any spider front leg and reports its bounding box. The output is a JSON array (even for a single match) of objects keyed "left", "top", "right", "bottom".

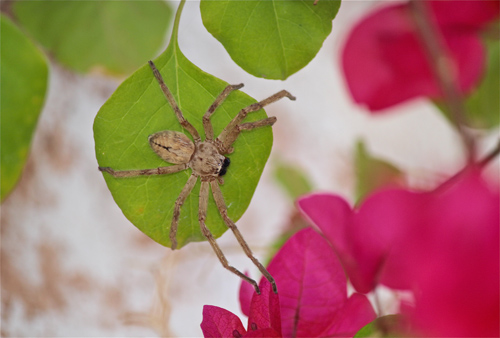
[
  {"left": 148, "top": 60, "right": 201, "bottom": 143},
  {"left": 203, "top": 83, "right": 244, "bottom": 141},
  {"left": 220, "top": 117, "right": 278, "bottom": 153},
  {"left": 198, "top": 180, "right": 261, "bottom": 294},
  {"left": 210, "top": 181, "right": 278, "bottom": 293},
  {"left": 170, "top": 174, "right": 198, "bottom": 250},
  {"left": 216, "top": 90, "right": 295, "bottom": 152},
  {"left": 99, "top": 163, "right": 188, "bottom": 178}
]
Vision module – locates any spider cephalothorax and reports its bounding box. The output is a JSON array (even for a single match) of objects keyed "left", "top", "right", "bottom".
[
  {"left": 99, "top": 61, "right": 295, "bottom": 294},
  {"left": 149, "top": 131, "right": 228, "bottom": 181}
]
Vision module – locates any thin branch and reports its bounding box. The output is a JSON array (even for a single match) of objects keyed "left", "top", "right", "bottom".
[
  {"left": 478, "top": 139, "right": 500, "bottom": 170},
  {"left": 409, "top": 0, "right": 476, "bottom": 162},
  {"left": 438, "top": 139, "right": 500, "bottom": 191}
]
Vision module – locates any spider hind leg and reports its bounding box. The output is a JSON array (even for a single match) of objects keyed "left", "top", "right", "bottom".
[
  {"left": 210, "top": 180, "right": 278, "bottom": 293},
  {"left": 170, "top": 174, "right": 198, "bottom": 250},
  {"left": 198, "top": 180, "right": 262, "bottom": 294}
]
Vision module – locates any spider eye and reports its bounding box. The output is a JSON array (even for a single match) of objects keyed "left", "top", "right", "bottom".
[{"left": 219, "top": 157, "right": 231, "bottom": 177}]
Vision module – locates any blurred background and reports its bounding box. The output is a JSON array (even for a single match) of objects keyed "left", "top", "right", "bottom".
[{"left": 1, "top": 1, "right": 497, "bottom": 336}]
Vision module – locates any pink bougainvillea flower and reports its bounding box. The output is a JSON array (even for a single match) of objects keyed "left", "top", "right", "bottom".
[
  {"left": 403, "top": 171, "right": 500, "bottom": 337},
  {"left": 202, "top": 279, "right": 281, "bottom": 338},
  {"left": 341, "top": 0, "right": 499, "bottom": 111},
  {"left": 202, "top": 228, "right": 376, "bottom": 338},
  {"left": 240, "top": 228, "right": 376, "bottom": 338},
  {"left": 430, "top": 0, "right": 500, "bottom": 31},
  {"left": 297, "top": 189, "right": 426, "bottom": 293},
  {"left": 298, "top": 169, "right": 499, "bottom": 337}
]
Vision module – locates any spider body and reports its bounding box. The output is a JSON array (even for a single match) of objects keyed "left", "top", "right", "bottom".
[
  {"left": 150, "top": 131, "right": 227, "bottom": 179},
  {"left": 189, "top": 141, "right": 227, "bottom": 179},
  {"left": 99, "top": 60, "right": 295, "bottom": 294},
  {"left": 149, "top": 130, "right": 194, "bottom": 164},
  {"left": 219, "top": 157, "right": 231, "bottom": 177}
]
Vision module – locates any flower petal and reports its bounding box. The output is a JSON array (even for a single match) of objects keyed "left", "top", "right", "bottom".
[
  {"left": 298, "top": 190, "right": 426, "bottom": 293},
  {"left": 430, "top": 0, "right": 500, "bottom": 31},
  {"left": 318, "top": 293, "right": 377, "bottom": 337},
  {"left": 243, "top": 328, "right": 281, "bottom": 338},
  {"left": 267, "top": 227, "right": 348, "bottom": 337},
  {"left": 407, "top": 170, "right": 500, "bottom": 337},
  {"left": 341, "top": 2, "right": 486, "bottom": 111},
  {"left": 297, "top": 193, "right": 352, "bottom": 260},
  {"left": 354, "top": 189, "right": 426, "bottom": 291},
  {"left": 239, "top": 272, "right": 253, "bottom": 317},
  {"left": 201, "top": 305, "right": 247, "bottom": 338},
  {"left": 248, "top": 279, "right": 281, "bottom": 336}
]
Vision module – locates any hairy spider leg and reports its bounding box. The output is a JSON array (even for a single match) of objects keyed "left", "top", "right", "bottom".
[
  {"left": 148, "top": 60, "right": 201, "bottom": 143},
  {"left": 216, "top": 90, "right": 296, "bottom": 153},
  {"left": 222, "top": 117, "right": 279, "bottom": 152},
  {"left": 203, "top": 84, "right": 244, "bottom": 141},
  {"left": 210, "top": 181, "right": 277, "bottom": 293},
  {"left": 98, "top": 163, "right": 188, "bottom": 178},
  {"left": 199, "top": 181, "right": 261, "bottom": 294},
  {"left": 170, "top": 174, "right": 198, "bottom": 250}
]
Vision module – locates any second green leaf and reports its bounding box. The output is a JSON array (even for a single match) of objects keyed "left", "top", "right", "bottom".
[{"left": 201, "top": 0, "right": 341, "bottom": 80}]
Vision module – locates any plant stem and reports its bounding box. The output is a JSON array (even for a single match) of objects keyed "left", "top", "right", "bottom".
[
  {"left": 438, "top": 139, "right": 499, "bottom": 191},
  {"left": 171, "top": 0, "right": 186, "bottom": 46},
  {"left": 478, "top": 139, "right": 500, "bottom": 170},
  {"left": 409, "top": 0, "right": 476, "bottom": 162}
]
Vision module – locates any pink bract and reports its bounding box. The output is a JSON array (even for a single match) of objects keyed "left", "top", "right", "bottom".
[
  {"left": 297, "top": 190, "right": 425, "bottom": 293},
  {"left": 202, "top": 228, "right": 376, "bottom": 338},
  {"left": 406, "top": 171, "right": 500, "bottom": 337},
  {"left": 298, "top": 169, "right": 499, "bottom": 337},
  {"left": 341, "top": 1, "right": 498, "bottom": 111},
  {"left": 240, "top": 228, "right": 376, "bottom": 338},
  {"left": 202, "top": 306, "right": 247, "bottom": 338},
  {"left": 201, "top": 280, "right": 281, "bottom": 338}
]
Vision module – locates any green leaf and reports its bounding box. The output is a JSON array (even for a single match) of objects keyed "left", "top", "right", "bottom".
[
  {"left": 463, "top": 38, "right": 500, "bottom": 128},
  {"left": 274, "top": 160, "right": 313, "bottom": 201},
  {"left": 94, "top": 2, "right": 277, "bottom": 249},
  {"left": 355, "top": 140, "right": 403, "bottom": 203},
  {"left": 12, "top": 1, "right": 172, "bottom": 75},
  {"left": 200, "top": 0, "right": 341, "bottom": 80},
  {"left": 435, "top": 38, "right": 500, "bottom": 129},
  {"left": 354, "top": 315, "right": 404, "bottom": 337},
  {"left": 1, "top": 15, "right": 48, "bottom": 202}
]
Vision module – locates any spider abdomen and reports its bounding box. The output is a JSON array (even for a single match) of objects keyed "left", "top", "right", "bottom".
[{"left": 149, "top": 130, "right": 195, "bottom": 164}]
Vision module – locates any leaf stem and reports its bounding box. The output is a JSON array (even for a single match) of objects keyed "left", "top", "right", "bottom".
[
  {"left": 171, "top": 0, "right": 186, "bottom": 46},
  {"left": 409, "top": 0, "right": 476, "bottom": 162}
]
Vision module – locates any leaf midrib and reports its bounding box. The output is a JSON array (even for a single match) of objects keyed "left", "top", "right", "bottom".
[{"left": 271, "top": 0, "right": 288, "bottom": 76}]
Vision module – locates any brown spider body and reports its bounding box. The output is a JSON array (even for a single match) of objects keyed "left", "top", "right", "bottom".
[
  {"left": 99, "top": 60, "right": 295, "bottom": 294},
  {"left": 189, "top": 142, "right": 227, "bottom": 179},
  {"left": 149, "top": 130, "right": 194, "bottom": 164},
  {"left": 150, "top": 131, "right": 227, "bottom": 179}
]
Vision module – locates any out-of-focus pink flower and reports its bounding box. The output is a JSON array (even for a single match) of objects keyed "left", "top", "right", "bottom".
[
  {"left": 404, "top": 171, "right": 500, "bottom": 337},
  {"left": 249, "top": 228, "right": 375, "bottom": 337},
  {"left": 298, "top": 169, "right": 499, "bottom": 337},
  {"left": 297, "top": 190, "right": 425, "bottom": 293},
  {"left": 341, "top": 1, "right": 499, "bottom": 111},
  {"left": 430, "top": 0, "right": 500, "bottom": 31},
  {"left": 202, "top": 228, "right": 376, "bottom": 338}
]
